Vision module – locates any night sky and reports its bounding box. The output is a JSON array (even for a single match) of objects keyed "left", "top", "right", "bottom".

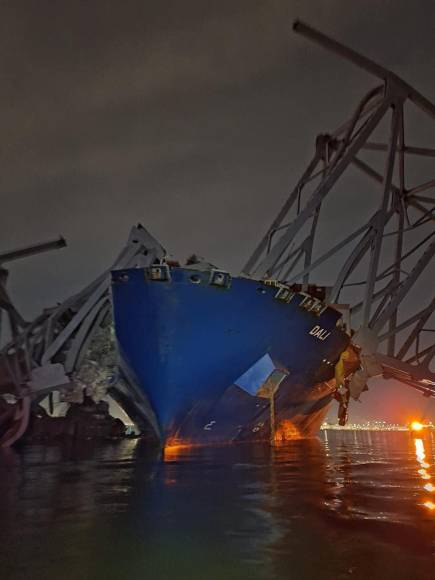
[{"left": 1, "top": 1, "right": 434, "bottom": 422}]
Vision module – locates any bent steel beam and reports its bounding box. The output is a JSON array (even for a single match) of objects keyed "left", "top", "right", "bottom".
[
  {"left": 0, "top": 225, "right": 165, "bottom": 446},
  {"left": 244, "top": 22, "right": 435, "bottom": 397}
]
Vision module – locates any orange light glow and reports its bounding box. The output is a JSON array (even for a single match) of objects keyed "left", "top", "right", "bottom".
[
  {"left": 424, "top": 483, "right": 435, "bottom": 492},
  {"left": 410, "top": 421, "right": 424, "bottom": 432},
  {"left": 418, "top": 469, "right": 431, "bottom": 480},
  {"left": 164, "top": 442, "right": 191, "bottom": 453},
  {"left": 423, "top": 500, "right": 435, "bottom": 511},
  {"left": 163, "top": 437, "right": 195, "bottom": 461},
  {"left": 274, "top": 420, "right": 301, "bottom": 443}
]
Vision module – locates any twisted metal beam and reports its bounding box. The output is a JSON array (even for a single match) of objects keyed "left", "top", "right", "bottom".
[{"left": 243, "top": 22, "right": 435, "bottom": 396}]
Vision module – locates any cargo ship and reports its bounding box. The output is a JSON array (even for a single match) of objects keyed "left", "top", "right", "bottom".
[{"left": 111, "top": 262, "right": 351, "bottom": 447}]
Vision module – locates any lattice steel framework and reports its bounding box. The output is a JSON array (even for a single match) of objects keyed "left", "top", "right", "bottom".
[
  {"left": 0, "top": 226, "right": 164, "bottom": 445},
  {"left": 243, "top": 22, "right": 435, "bottom": 396}
]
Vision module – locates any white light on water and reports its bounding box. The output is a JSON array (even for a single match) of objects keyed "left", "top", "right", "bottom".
[{"left": 414, "top": 438, "right": 435, "bottom": 514}]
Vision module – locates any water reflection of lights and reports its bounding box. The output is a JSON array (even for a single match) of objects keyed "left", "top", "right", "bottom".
[
  {"left": 274, "top": 420, "right": 302, "bottom": 443},
  {"left": 414, "top": 438, "right": 434, "bottom": 513},
  {"left": 415, "top": 438, "right": 425, "bottom": 460},
  {"left": 163, "top": 439, "right": 195, "bottom": 462}
]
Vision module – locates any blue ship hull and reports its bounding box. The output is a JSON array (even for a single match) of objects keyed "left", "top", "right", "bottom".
[{"left": 111, "top": 267, "right": 349, "bottom": 445}]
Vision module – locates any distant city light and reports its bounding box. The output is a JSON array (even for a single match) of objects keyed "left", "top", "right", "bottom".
[
  {"left": 410, "top": 421, "right": 424, "bottom": 432},
  {"left": 322, "top": 421, "right": 412, "bottom": 432},
  {"left": 320, "top": 420, "right": 434, "bottom": 433}
]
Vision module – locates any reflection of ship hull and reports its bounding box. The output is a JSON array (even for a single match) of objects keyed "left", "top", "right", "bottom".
[{"left": 111, "top": 267, "right": 349, "bottom": 445}]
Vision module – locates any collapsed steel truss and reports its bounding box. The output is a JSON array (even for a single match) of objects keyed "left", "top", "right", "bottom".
[
  {"left": 243, "top": 21, "right": 435, "bottom": 396},
  {"left": 0, "top": 226, "right": 163, "bottom": 445},
  {"left": 1, "top": 22, "right": 434, "bottom": 446}
]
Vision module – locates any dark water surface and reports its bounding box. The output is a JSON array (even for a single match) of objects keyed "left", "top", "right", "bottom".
[{"left": 1, "top": 431, "right": 434, "bottom": 580}]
